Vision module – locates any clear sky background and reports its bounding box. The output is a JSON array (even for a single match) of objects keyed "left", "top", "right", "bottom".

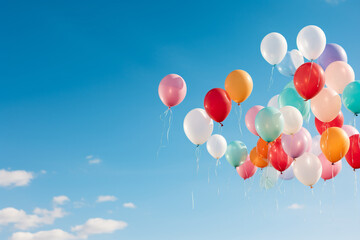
[{"left": 0, "top": 0, "right": 360, "bottom": 239}]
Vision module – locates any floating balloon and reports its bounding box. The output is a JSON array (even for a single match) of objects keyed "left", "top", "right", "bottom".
[
  {"left": 276, "top": 49, "right": 304, "bottom": 77},
  {"left": 345, "top": 134, "right": 360, "bottom": 170},
  {"left": 342, "top": 81, "right": 360, "bottom": 116},
  {"left": 310, "top": 135, "right": 322, "bottom": 156},
  {"left": 245, "top": 105, "right": 264, "bottom": 136},
  {"left": 318, "top": 43, "right": 347, "bottom": 70},
  {"left": 267, "top": 95, "right": 279, "bottom": 109},
  {"left": 278, "top": 87, "right": 310, "bottom": 118},
  {"left": 320, "top": 127, "right": 349, "bottom": 164},
  {"left": 281, "top": 128, "right": 309, "bottom": 159},
  {"left": 255, "top": 107, "right": 284, "bottom": 142},
  {"left": 319, "top": 154, "right": 342, "bottom": 181},
  {"left": 260, "top": 166, "right": 279, "bottom": 189},
  {"left": 225, "top": 141, "right": 248, "bottom": 168},
  {"left": 256, "top": 138, "right": 269, "bottom": 159},
  {"left": 311, "top": 87, "right": 341, "bottom": 122},
  {"left": 225, "top": 70, "right": 253, "bottom": 104},
  {"left": 325, "top": 61, "right": 355, "bottom": 94},
  {"left": 279, "top": 163, "right": 295, "bottom": 180},
  {"left": 280, "top": 106, "right": 303, "bottom": 135},
  {"left": 294, "top": 62, "right": 325, "bottom": 100},
  {"left": 342, "top": 125, "right": 359, "bottom": 137},
  {"left": 250, "top": 147, "right": 269, "bottom": 168},
  {"left": 158, "top": 74, "right": 187, "bottom": 108},
  {"left": 204, "top": 88, "right": 232, "bottom": 125},
  {"left": 236, "top": 156, "right": 257, "bottom": 180},
  {"left": 297, "top": 25, "right": 326, "bottom": 60},
  {"left": 315, "top": 111, "right": 344, "bottom": 135},
  {"left": 183, "top": 108, "right": 214, "bottom": 145},
  {"left": 206, "top": 134, "right": 227, "bottom": 160},
  {"left": 268, "top": 138, "right": 293, "bottom": 173},
  {"left": 293, "top": 152, "right": 322, "bottom": 188},
  {"left": 260, "top": 32, "right": 287, "bottom": 65}
]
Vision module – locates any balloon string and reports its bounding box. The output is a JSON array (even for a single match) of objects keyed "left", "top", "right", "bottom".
[
  {"left": 167, "top": 108, "right": 173, "bottom": 141},
  {"left": 355, "top": 170, "right": 358, "bottom": 198},
  {"left": 156, "top": 108, "right": 170, "bottom": 159},
  {"left": 235, "top": 104, "right": 243, "bottom": 136},
  {"left": 191, "top": 191, "right": 195, "bottom": 210},
  {"left": 353, "top": 114, "right": 357, "bottom": 128},
  {"left": 268, "top": 65, "right": 275, "bottom": 89},
  {"left": 195, "top": 145, "right": 201, "bottom": 173}
]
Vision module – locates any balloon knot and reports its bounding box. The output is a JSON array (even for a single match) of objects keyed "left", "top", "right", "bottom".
[
  {"left": 310, "top": 185, "right": 313, "bottom": 189},
  {"left": 196, "top": 144, "right": 200, "bottom": 148},
  {"left": 237, "top": 103, "right": 240, "bottom": 106},
  {"left": 332, "top": 162, "right": 335, "bottom": 165},
  {"left": 220, "top": 122, "right": 223, "bottom": 127},
  {"left": 280, "top": 171, "right": 283, "bottom": 174}
]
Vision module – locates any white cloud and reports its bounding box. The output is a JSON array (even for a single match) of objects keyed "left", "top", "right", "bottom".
[
  {"left": 96, "top": 195, "right": 117, "bottom": 203},
  {"left": 325, "top": 0, "right": 345, "bottom": 5},
  {"left": 0, "top": 169, "right": 34, "bottom": 187},
  {"left": 88, "top": 158, "right": 101, "bottom": 165},
  {"left": 287, "top": 203, "right": 304, "bottom": 210},
  {"left": 40, "top": 170, "right": 47, "bottom": 174},
  {"left": 0, "top": 207, "right": 66, "bottom": 230},
  {"left": 53, "top": 196, "right": 70, "bottom": 206},
  {"left": 71, "top": 218, "right": 127, "bottom": 238},
  {"left": 10, "top": 229, "right": 76, "bottom": 240},
  {"left": 85, "top": 155, "right": 93, "bottom": 160},
  {"left": 123, "top": 202, "right": 136, "bottom": 209}
]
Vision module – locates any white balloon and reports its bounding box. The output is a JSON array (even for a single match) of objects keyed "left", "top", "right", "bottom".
[
  {"left": 279, "top": 106, "right": 303, "bottom": 135},
  {"left": 289, "top": 49, "right": 305, "bottom": 70},
  {"left": 267, "top": 94, "right": 279, "bottom": 109},
  {"left": 297, "top": 25, "right": 326, "bottom": 60},
  {"left": 293, "top": 152, "right": 322, "bottom": 187},
  {"left": 279, "top": 163, "right": 294, "bottom": 180},
  {"left": 310, "top": 135, "right": 322, "bottom": 156},
  {"left": 206, "top": 134, "right": 227, "bottom": 160},
  {"left": 261, "top": 32, "right": 288, "bottom": 65},
  {"left": 183, "top": 108, "right": 213, "bottom": 145}
]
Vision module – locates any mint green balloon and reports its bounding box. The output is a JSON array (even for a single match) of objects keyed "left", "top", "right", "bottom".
[
  {"left": 284, "top": 81, "right": 295, "bottom": 89},
  {"left": 225, "top": 141, "right": 247, "bottom": 168},
  {"left": 343, "top": 81, "right": 360, "bottom": 115},
  {"left": 278, "top": 87, "right": 310, "bottom": 118},
  {"left": 255, "top": 107, "right": 284, "bottom": 142}
]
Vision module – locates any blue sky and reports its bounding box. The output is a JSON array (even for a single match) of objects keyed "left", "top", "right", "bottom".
[{"left": 0, "top": 0, "right": 360, "bottom": 239}]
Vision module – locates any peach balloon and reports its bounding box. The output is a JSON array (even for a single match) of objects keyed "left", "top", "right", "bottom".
[
  {"left": 225, "top": 70, "right": 253, "bottom": 104},
  {"left": 250, "top": 147, "right": 269, "bottom": 168},
  {"left": 325, "top": 61, "right": 355, "bottom": 94},
  {"left": 311, "top": 88, "right": 341, "bottom": 122},
  {"left": 320, "top": 127, "right": 350, "bottom": 163}
]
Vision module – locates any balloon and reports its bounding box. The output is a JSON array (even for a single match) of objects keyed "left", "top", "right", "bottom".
[
  {"left": 302, "top": 127, "right": 312, "bottom": 152},
  {"left": 206, "top": 134, "right": 227, "bottom": 160},
  {"left": 245, "top": 105, "right": 264, "bottom": 136},
  {"left": 342, "top": 81, "right": 360, "bottom": 115},
  {"left": 250, "top": 147, "right": 269, "bottom": 168},
  {"left": 268, "top": 138, "right": 293, "bottom": 173},
  {"left": 294, "top": 62, "right": 325, "bottom": 100},
  {"left": 342, "top": 125, "right": 359, "bottom": 137},
  {"left": 260, "top": 167, "right": 279, "bottom": 189},
  {"left": 267, "top": 95, "right": 279, "bottom": 109},
  {"left": 318, "top": 43, "right": 347, "bottom": 70},
  {"left": 204, "top": 88, "right": 232, "bottom": 124},
  {"left": 310, "top": 135, "right": 322, "bottom": 156},
  {"left": 281, "top": 128, "right": 309, "bottom": 159},
  {"left": 276, "top": 49, "right": 304, "bottom": 77},
  {"left": 296, "top": 25, "right": 326, "bottom": 60},
  {"left": 279, "top": 163, "right": 295, "bottom": 180},
  {"left": 279, "top": 106, "right": 303, "bottom": 135},
  {"left": 260, "top": 32, "right": 287, "bottom": 65},
  {"left": 255, "top": 107, "right": 284, "bottom": 142},
  {"left": 311, "top": 88, "right": 341, "bottom": 122},
  {"left": 345, "top": 134, "right": 360, "bottom": 170},
  {"left": 256, "top": 138, "right": 269, "bottom": 159},
  {"left": 278, "top": 87, "right": 310, "bottom": 118},
  {"left": 325, "top": 61, "right": 355, "bottom": 94},
  {"left": 319, "top": 154, "right": 342, "bottom": 181},
  {"left": 225, "top": 141, "right": 248, "bottom": 168},
  {"left": 293, "top": 152, "right": 322, "bottom": 187},
  {"left": 236, "top": 156, "right": 257, "bottom": 180},
  {"left": 320, "top": 127, "right": 349, "bottom": 163},
  {"left": 158, "top": 74, "right": 187, "bottom": 108},
  {"left": 183, "top": 108, "right": 214, "bottom": 145},
  {"left": 224, "top": 70, "right": 253, "bottom": 104},
  {"left": 315, "top": 111, "right": 344, "bottom": 135}
]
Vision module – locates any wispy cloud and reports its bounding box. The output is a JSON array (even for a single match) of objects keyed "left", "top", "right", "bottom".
[
  {"left": 85, "top": 155, "right": 93, "bottom": 159},
  {"left": 0, "top": 169, "right": 34, "bottom": 187},
  {"left": 123, "top": 202, "right": 136, "bottom": 209},
  {"left": 325, "top": 0, "right": 345, "bottom": 5},
  {"left": 53, "top": 196, "right": 70, "bottom": 206},
  {"left": 97, "top": 195, "right": 117, "bottom": 203},
  {"left": 287, "top": 203, "right": 304, "bottom": 210}
]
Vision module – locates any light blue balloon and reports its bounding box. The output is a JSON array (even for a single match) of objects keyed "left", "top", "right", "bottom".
[
  {"left": 278, "top": 87, "right": 310, "bottom": 118},
  {"left": 343, "top": 81, "right": 360, "bottom": 115},
  {"left": 279, "top": 164, "right": 294, "bottom": 180},
  {"left": 255, "top": 107, "right": 284, "bottom": 142},
  {"left": 260, "top": 167, "right": 279, "bottom": 189},
  {"left": 225, "top": 141, "right": 247, "bottom": 168},
  {"left": 276, "top": 51, "right": 298, "bottom": 77}
]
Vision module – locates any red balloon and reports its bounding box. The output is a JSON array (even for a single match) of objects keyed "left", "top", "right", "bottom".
[
  {"left": 204, "top": 88, "right": 232, "bottom": 124},
  {"left": 345, "top": 134, "right": 360, "bottom": 170},
  {"left": 268, "top": 138, "right": 293, "bottom": 173},
  {"left": 315, "top": 111, "right": 344, "bottom": 135},
  {"left": 294, "top": 62, "right": 325, "bottom": 100}
]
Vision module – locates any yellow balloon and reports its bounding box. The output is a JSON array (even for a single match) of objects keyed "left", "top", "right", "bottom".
[
  {"left": 225, "top": 70, "right": 253, "bottom": 104},
  {"left": 320, "top": 127, "right": 350, "bottom": 163}
]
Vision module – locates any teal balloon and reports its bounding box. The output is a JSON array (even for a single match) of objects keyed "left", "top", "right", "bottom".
[
  {"left": 278, "top": 87, "right": 310, "bottom": 118},
  {"left": 284, "top": 81, "right": 295, "bottom": 89},
  {"left": 255, "top": 107, "right": 284, "bottom": 142},
  {"left": 225, "top": 141, "right": 247, "bottom": 168},
  {"left": 260, "top": 167, "right": 279, "bottom": 189},
  {"left": 343, "top": 81, "right": 360, "bottom": 115}
]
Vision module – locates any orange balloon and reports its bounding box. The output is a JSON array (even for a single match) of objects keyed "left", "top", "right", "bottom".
[
  {"left": 320, "top": 127, "right": 350, "bottom": 163},
  {"left": 224, "top": 70, "right": 253, "bottom": 104},
  {"left": 250, "top": 147, "right": 269, "bottom": 168},
  {"left": 256, "top": 138, "right": 268, "bottom": 158}
]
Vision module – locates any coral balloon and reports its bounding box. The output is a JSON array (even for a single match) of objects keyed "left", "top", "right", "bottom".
[
  {"left": 225, "top": 70, "right": 253, "bottom": 104},
  {"left": 320, "top": 127, "right": 350, "bottom": 163},
  {"left": 204, "top": 88, "right": 232, "bottom": 124},
  {"left": 342, "top": 81, "right": 360, "bottom": 115},
  {"left": 311, "top": 88, "right": 341, "bottom": 122},
  {"left": 245, "top": 105, "right": 264, "bottom": 136},
  {"left": 315, "top": 111, "right": 344, "bottom": 135},
  {"left": 158, "top": 74, "right": 187, "bottom": 107},
  {"left": 268, "top": 138, "right": 293, "bottom": 173},
  {"left": 250, "top": 147, "right": 269, "bottom": 168},
  {"left": 318, "top": 43, "right": 347, "bottom": 70},
  {"left": 236, "top": 156, "right": 257, "bottom": 180},
  {"left": 345, "top": 134, "right": 360, "bottom": 170},
  {"left": 294, "top": 62, "right": 325, "bottom": 100},
  {"left": 325, "top": 61, "right": 354, "bottom": 94},
  {"left": 319, "top": 154, "right": 342, "bottom": 181},
  {"left": 256, "top": 138, "right": 268, "bottom": 159}
]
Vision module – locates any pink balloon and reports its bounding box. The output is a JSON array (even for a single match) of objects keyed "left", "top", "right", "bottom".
[
  {"left": 245, "top": 105, "right": 264, "bottom": 136},
  {"left": 158, "top": 74, "right": 187, "bottom": 108},
  {"left": 302, "top": 127, "right": 312, "bottom": 152},
  {"left": 236, "top": 156, "right": 257, "bottom": 180},
  {"left": 342, "top": 125, "right": 359, "bottom": 137},
  {"left": 319, "top": 153, "right": 342, "bottom": 181}
]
